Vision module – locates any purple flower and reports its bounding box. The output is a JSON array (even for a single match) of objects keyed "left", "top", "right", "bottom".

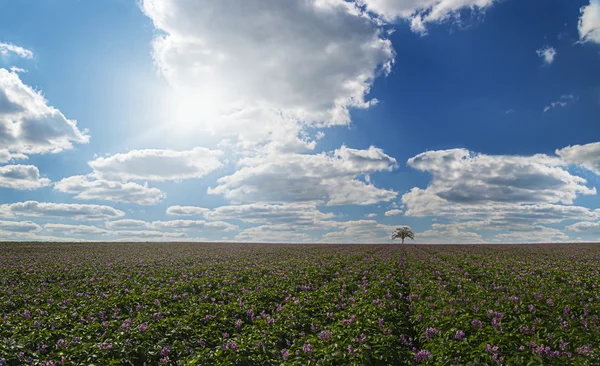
[
  {"left": 159, "top": 346, "right": 169, "bottom": 356},
  {"left": 303, "top": 343, "right": 313, "bottom": 354},
  {"left": 414, "top": 350, "right": 430, "bottom": 363},
  {"left": 23, "top": 311, "right": 31, "bottom": 319},
  {"left": 455, "top": 330, "right": 465, "bottom": 340},
  {"left": 425, "top": 327, "right": 438, "bottom": 340},
  {"left": 472, "top": 319, "right": 483, "bottom": 329},
  {"left": 281, "top": 349, "right": 290, "bottom": 359},
  {"left": 138, "top": 323, "right": 148, "bottom": 333},
  {"left": 319, "top": 330, "right": 332, "bottom": 341},
  {"left": 56, "top": 339, "right": 68, "bottom": 348}
]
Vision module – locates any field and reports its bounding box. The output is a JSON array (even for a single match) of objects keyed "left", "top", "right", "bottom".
[{"left": 0, "top": 243, "right": 599, "bottom": 365}]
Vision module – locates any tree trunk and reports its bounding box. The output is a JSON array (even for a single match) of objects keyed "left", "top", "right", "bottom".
[{"left": 401, "top": 238, "right": 404, "bottom": 244}]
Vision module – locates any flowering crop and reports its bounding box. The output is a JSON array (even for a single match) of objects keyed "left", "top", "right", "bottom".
[{"left": 0, "top": 243, "right": 598, "bottom": 365}]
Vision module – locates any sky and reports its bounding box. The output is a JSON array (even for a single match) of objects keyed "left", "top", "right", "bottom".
[{"left": 0, "top": 0, "right": 599, "bottom": 244}]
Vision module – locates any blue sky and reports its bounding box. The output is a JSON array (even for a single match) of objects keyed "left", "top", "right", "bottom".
[{"left": 0, "top": 0, "right": 599, "bottom": 243}]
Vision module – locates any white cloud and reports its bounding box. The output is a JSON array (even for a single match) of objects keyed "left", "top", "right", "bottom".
[
  {"left": 54, "top": 175, "right": 166, "bottom": 205},
  {"left": 366, "top": 213, "right": 377, "bottom": 218},
  {"left": 167, "top": 203, "right": 339, "bottom": 230},
  {"left": 579, "top": 0, "right": 600, "bottom": 44},
  {"left": 0, "top": 165, "right": 50, "bottom": 189},
  {"left": 166, "top": 205, "right": 210, "bottom": 216},
  {"left": 206, "top": 202, "right": 335, "bottom": 226},
  {"left": 141, "top": 0, "right": 394, "bottom": 150},
  {"left": 105, "top": 219, "right": 152, "bottom": 230},
  {"left": 406, "top": 148, "right": 594, "bottom": 206},
  {"left": 0, "top": 150, "right": 28, "bottom": 164},
  {"left": 0, "top": 42, "right": 33, "bottom": 58},
  {"left": 493, "top": 226, "right": 570, "bottom": 243},
  {"left": 209, "top": 146, "right": 397, "bottom": 205},
  {"left": 0, "top": 230, "right": 92, "bottom": 242},
  {"left": 544, "top": 94, "right": 575, "bottom": 112},
  {"left": 385, "top": 209, "right": 402, "bottom": 216},
  {"left": 0, "top": 68, "right": 89, "bottom": 155},
  {"left": 0, "top": 220, "right": 41, "bottom": 233},
  {"left": 429, "top": 221, "right": 570, "bottom": 243},
  {"left": 152, "top": 220, "right": 237, "bottom": 232},
  {"left": 106, "top": 218, "right": 237, "bottom": 232},
  {"left": 320, "top": 219, "right": 397, "bottom": 243},
  {"left": 110, "top": 230, "right": 187, "bottom": 239},
  {"left": 236, "top": 224, "right": 312, "bottom": 243},
  {"left": 401, "top": 148, "right": 598, "bottom": 230},
  {"left": 358, "top": 0, "right": 498, "bottom": 33},
  {"left": 232, "top": 217, "right": 399, "bottom": 243},
  {"left": 417, "top": 226, "right": 483, "bottom": 244},
  {"left": 556, "top": 141, "right": 600, "bottom": 175},
  {"left": 88, "top": 148, "right": 223, "bottom": 182},
  {"left": 566, "top": 221, "right": 600, "bottom": 233},
  {"left": 0, "top": 201, "right": 125, "bottom": 220},
  {"left": 44, "top": 223, "right": 109, "bottom": 236},
  {"left": 536, "top": 46, "right": 556, "bottom": 65}
]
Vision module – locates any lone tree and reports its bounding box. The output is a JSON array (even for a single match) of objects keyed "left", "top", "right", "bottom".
[{"left": 392, "top": 227, "right": 414, "bottom": 244}]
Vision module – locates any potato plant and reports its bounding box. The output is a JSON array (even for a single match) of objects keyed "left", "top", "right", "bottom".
[{"left": 0, "top": 243, "right": 598, "bottom": 365}]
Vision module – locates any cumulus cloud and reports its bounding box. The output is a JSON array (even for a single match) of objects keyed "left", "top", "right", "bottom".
[
  {"left": 44, "top": 223, "right": 109, "bottom": 236},
  {"left": 105, "top": 220, "right": 152, "bottom": 230},
  {"left": 417, "top": 226, "right": 484, "bottom": 244},
  {"left": 236, "top": 224, "right": 312, "bottom": 243},
  {"left": 556, "top": 141, "right": 600, "bottom": 175},
  {"left": 233, "top": 217, "right": 398, "bottom": 243},
  {"left": 401, "top": 148, "right": 598, "bottom": 229},
  {"left": 536, "top": 46, "right": 556, "bottom": 65},
  {"left": 152, "top": 220, "right": 237, "bottom": 232},
  {"left": 0, "top": 165, "right": 50, "bottom": 189},
  {"left": 105, "top": 218, "right": 236, "bottom": 233},
  {"left": 406, "top": 148, "right": 594, "bottom": 205},
  {"left": 579, "top": 0, "right": 600, "bottom": 44},
  {"left": 54, "top": 175, "right": 166, "bottom": 205},
  {"left": 493, "top": 226, "right": 570, "bottom": 243},
  {"left": 206, "top": 202, "right": 335, "bottom": 226},
  {"left": 429, "top": 221, "right": 571, "bottom": 243},
  {"left": 0, "top": 201, "right": 125, "bottom": 220},
  {"left": 0, "top": 150, "right": 27, "bottom": 163},
  {"left": 140, "top": 0, "right": 394, "bottom": 150},
  {"left": 88, "top": 148, "right": 223, "bottom": 182},
  {"left": 0, "top": 68, "right": 89, "bottom": 155},
  {"left": 320, "top": 219, "right": 397, "bottom": 243},
  {"left": 385, "top": 209, "right": 402, "bottom": 216},
  {"left": 358, "top": 0, "right": 498, "bottom": 33},
  {"left": 566, "top": 221, "right": 600, "bottom": 233},
  {"left": 110, "top": 230, "right": 187, "bottom": 239},
  {"left": 0, "top": 220, "right": 41, "bottom": 233},
  {"left": 544, "top": 94, "right": 575, "bottom": 112},
  {"left": 166, "top": 206, "right": 210, "bottom": 217},
  {"left": 0, "top": 230, "right": 91, "bottom": 242},
  {"left": 209, "top": 146, "right": 397, "bottom": 205},
  {"left": 0, "top": 42, "right": 33, "bottom": 58}
]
